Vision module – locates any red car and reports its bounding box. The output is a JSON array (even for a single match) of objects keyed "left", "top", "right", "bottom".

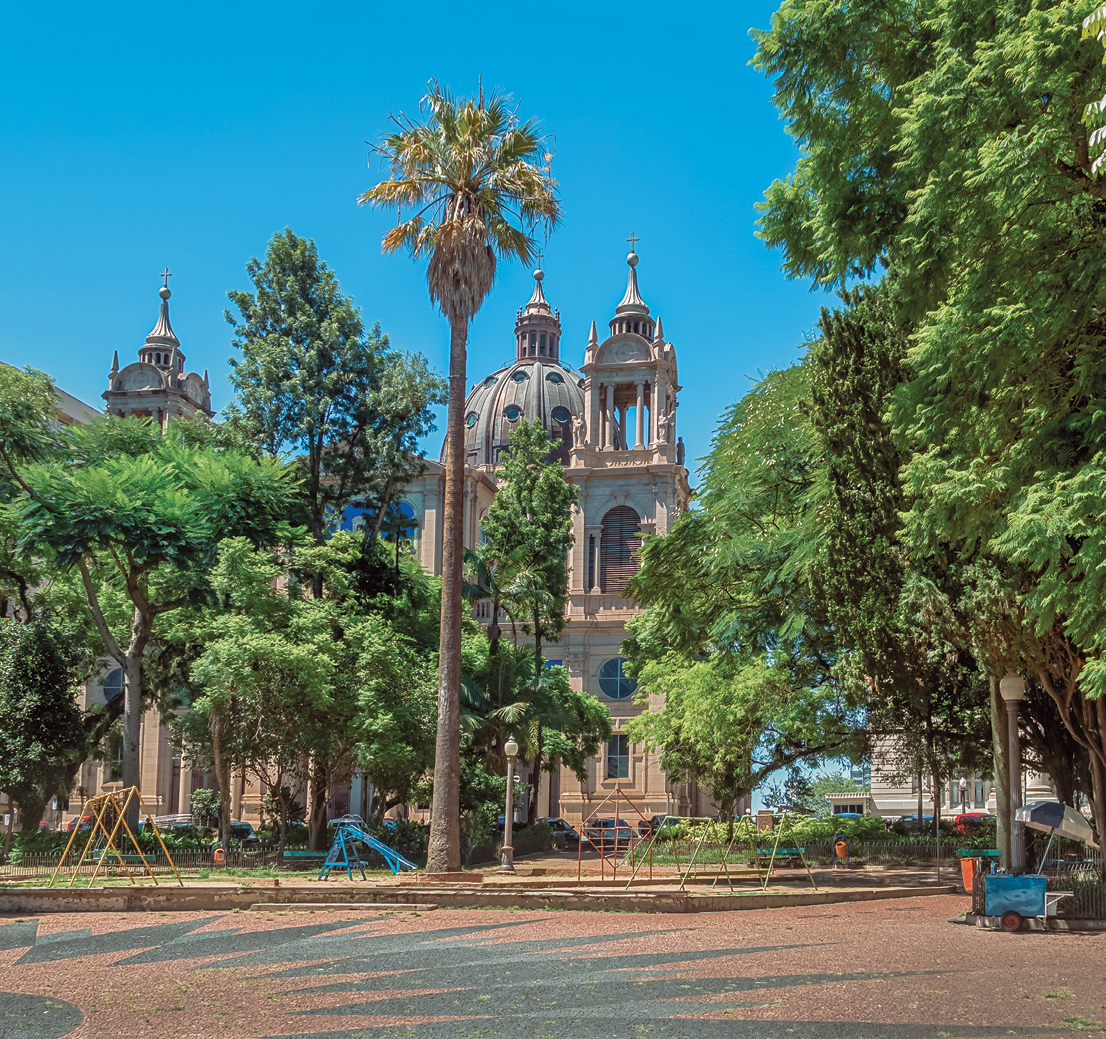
[
  {"left": 66, "top": 815, "right": 93, "bottom": 832},
  {"left": 953, "top": 812, "right": 992, "bottom": 835}
]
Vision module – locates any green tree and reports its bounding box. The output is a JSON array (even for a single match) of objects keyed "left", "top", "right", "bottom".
[
  {"left": 0, "top": 367, "right": 57, "bottom": 622},
  {"left": 480, "top": 420, "right": 577, "bottom": 663},
  {"left": 763, "top": 771, "right": 870, "bottom": 818},
  {"left": 225, "top": 228, "right": 446, "bottom": 581},
  {"left": 753, "top": 0, "right": 1106, "bottom": 842},
  {"left": 459, "top": 636, "right": 611, "bottom": 824},
  {"left": 626, "top": 651, "right": 863, "bottom": 826},
  {"left": 168, "top": 533, "right": 438, "bottom": 850},
  {"left": 10, "top": 419, "right": 296, "bottom": 808},
  {"left": 362, "top": 83, "right": 560, "bottom": 871},
  {"left": 478, "top": 420, "right": 578, "bottom": 818},
  {"left": 0, "top": 620, "right": 87, "bottom": 855}
]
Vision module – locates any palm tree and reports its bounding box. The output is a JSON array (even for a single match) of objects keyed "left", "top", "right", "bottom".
[
  {"left": 462, "top": 544, "right": 551, "bottom": 661},
  {"left": 361, "top": 82, "right": 560, "bottom": 871}
]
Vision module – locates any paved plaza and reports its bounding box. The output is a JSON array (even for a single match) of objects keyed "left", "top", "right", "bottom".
[{"left": 0, "top": 896, "right": 1101, "bottom": 1038}]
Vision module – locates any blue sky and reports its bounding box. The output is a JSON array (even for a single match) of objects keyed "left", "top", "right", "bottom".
[{"left": 1, "top": 0, "right": 834, "bottom": 472}]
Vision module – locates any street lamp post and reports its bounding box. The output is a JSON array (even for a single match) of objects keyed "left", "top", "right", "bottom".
[
  {"left": 959, "top": 776, "right": 968, "bottom": 813},
  {"left": 999, "top": 672, "right": 1026, "bottom": 873},
  {"left": 498, "top": 738, "right": 519, "bottom": 874}
]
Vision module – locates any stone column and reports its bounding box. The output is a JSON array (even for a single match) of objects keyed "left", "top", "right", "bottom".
[
  {"left": 618, "top": 403, "right": 627, "bottom": 450},
  {"left": 635, "top": 382, "right": 645, "bottom": 449},
  {"left": 605, "top": 384, "right": 615, "bottom": 450},
  {"left": 178, "top": 757, "right": 191, "bottom": 814},
  {"left": 585, "top": 524, "right": 603, "bottom": 592}
]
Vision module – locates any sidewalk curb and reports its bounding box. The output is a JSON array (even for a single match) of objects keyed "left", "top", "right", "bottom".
[{"left": 0, "top": 883, "right": 956, "bottom": 915}]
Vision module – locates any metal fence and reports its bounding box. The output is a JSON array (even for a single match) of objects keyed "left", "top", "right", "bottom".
[{"left": 0, "top": 847, "right": 298, "bottom": 880}]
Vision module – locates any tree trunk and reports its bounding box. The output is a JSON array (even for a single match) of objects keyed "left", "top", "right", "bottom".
[
  {"left": 932, "top": 769, "right": 941, "bottom": 840},
  {"left": 121, "top": 612, "right": 146, "bottom": 794},
  {"left": 277, "top": 789, "right": 288, "bottom": 857},
  {"left": 2, "top": 804, "right": 13, "bottom": 862},
  {"left": 306, "top": 760, "right": 330, "bottom": 852},
  {"left": 1087, "top": 696, "right": 1106, "bottom": 850},
  {"left": 426, "top": 317, "right": 467, "bottom": 874},
  {"left": 210, "top": 713, "right": 232, "bottom": 849},
  {"left": 528, "top": 721, "right": 543, "bottom": 825},
  {"left": 990, "top": 675, "right": 1012, "bottom": 869}
]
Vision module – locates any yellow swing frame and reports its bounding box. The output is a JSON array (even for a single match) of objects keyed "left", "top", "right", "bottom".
[{"left": 48, "top": 786, "right": 183, "bottom": 888}]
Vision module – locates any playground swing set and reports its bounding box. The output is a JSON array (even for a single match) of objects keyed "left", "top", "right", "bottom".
[{"left": 49, "top": 786, "right": 183, "bottom": 888}]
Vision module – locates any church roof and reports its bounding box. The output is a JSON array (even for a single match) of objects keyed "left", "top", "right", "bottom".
[
  {"left": 446, "top": 266, "right": 585, "bottom": 467},
  {"left": 447, "top": 357, "right": 585, "bottom": 467},
  {"left": 146, "top": 284, "right": 180, "bottom": 349}
]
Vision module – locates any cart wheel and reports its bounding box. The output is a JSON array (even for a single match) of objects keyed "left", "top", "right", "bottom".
[{"left": 1001, "top": 911, "right": 1022, "bottom": 932}]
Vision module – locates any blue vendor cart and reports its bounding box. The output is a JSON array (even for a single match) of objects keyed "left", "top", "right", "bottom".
[{"left": 974, "top": 801, "right": 1097, "bottom": 931}]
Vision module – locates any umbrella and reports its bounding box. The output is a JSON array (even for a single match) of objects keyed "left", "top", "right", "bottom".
[{"left": 1015, "top": 800, "right": 1098, "bottom": 849}]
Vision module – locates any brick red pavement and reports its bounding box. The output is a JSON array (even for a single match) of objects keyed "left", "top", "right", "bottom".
[{"left": 0, "top": 894, "right": 1101, "bottom": 1038}]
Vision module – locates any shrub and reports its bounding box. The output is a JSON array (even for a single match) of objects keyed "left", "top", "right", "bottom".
[
  {"left": 9, "top": 829, "right": 71, "bottom": 861},
  {"left": 190, "top": 789, "right": 220, "bottom": 829}
]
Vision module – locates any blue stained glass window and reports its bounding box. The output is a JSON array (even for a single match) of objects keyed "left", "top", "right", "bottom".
[
  {"left": 504, "top": 405, "right": 522, "bottom": 421},
  {"left": 598, "top": 658, "right": 637, "bottom": 699}
]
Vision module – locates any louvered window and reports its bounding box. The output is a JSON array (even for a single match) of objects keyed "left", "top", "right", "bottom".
[{"left": 600, "top": 506, "right": 642, "bottom": 593}]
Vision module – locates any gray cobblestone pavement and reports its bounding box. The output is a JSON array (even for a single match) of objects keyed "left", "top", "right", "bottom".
[{"left": 0, "top": 895, "right": 1101, "bottom": 1037}]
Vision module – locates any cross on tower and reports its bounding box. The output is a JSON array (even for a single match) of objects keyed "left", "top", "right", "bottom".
[
  {"left": 160, "top": 267, "right": 173, "bottom": 287},
  {"left": 626, "top": 232, "right": 639, "bottom": 251},
  {"left": 536, "top": 249, "right": 544, "bottom": 269}
]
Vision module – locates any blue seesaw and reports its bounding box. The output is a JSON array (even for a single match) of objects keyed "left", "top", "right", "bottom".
[{"left": 318, "top": 815, "right": 420, "bottom": 881}]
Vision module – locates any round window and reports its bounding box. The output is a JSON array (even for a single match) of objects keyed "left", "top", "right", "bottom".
[
  {"left": 513, "top": 370, "right": 529, "bottom": 383},
  {"left": 102, "top": 668, "right": 124, "bottom": 702},
  {"left": 546, "top": 372, "right": 564, "bottom": 384},
  {"left": 484, "top": 376, "right": 496, "bottom": 387},
  {"left": 598, "top": 658, "right": 637, "bottom": 699},
  {"left": 578, "top": 378, "right": 585, "bottom": 389},
  {"left": 551, "top": 406, "right": 571, "bottom": 423},
  {"left": 466, "top": 412, "right": 478, "bottom": 428},
  {"left": 504, "top": 405, "right": 522, "bottom": 421}
]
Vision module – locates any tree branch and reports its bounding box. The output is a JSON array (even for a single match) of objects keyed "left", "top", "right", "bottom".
[{"left": 77, "top": 557, "right": 125, "bottom": 665}]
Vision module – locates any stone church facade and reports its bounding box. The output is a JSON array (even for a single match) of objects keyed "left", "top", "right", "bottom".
[
  {"left": 61, "top": 254, "right": 743, "bottom": 833},
  {"left": 400, "top": 248, "right": 740, "bottom": 827}
]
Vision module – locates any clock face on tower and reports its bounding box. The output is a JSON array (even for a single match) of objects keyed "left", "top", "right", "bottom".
[{"left": 123, "top": 367, "right": 163, "bottom": 391}]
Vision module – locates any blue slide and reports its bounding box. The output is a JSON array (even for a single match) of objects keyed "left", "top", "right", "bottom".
[{"left": 318, "top": 815, "right": 420, "bottom": 880}]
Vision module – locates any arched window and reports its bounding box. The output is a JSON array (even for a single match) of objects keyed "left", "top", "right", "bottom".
[
  {"left": 600, "top": 505, "right": 642, "bottom": 593},
  {"left": 102, "top": 668, "right": 124, "bottom": 703},
  {"left": 598, "top": 659, "right": 637, "bottom": 700}
]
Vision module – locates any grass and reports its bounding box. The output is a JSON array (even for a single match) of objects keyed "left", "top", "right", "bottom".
[
  {"left": 1049, "top": 990, "right": 1074, "bottom": 1001},
  {"left": 1062, "top": 1018, "right": 1100, "bottom": 1031}
]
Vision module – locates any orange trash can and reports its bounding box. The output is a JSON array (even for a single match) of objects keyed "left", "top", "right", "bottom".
[{"left": 960, "top": 856, "right": 978, "bottom": 893}]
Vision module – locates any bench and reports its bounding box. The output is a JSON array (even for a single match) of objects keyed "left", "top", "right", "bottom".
[
  {"left": 756, "top": 847, "right": 807, "bottom": 865},
  {"left": 957, "top": 849, "right": 1000, "bottom": 858},
  {"left": 84, "top": 853, "right": 146, "bottom": 866},
  {"left": 280, "top": 850, "right": 326, "bottom": 862}
]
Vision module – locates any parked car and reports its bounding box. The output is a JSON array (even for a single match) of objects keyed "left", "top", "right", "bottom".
[
  {"left": 537, "top": 817, "right": 580, "bottom": 847},
  {"left": 638, "top": 814, "right": 682, "bottom": 836},
  {"left": 66, "top": 815, "right": 93, "bottom": 832},
  {"left": 228, "top": 821, "right": 259, "bottom": 846},
  {"left": 585, "top": 819, "right": 634, "bottom": 848},
  {"left": 952, "top": 812, "right": 993, "bottom": 835}
]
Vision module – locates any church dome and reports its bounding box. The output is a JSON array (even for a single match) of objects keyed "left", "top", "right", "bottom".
[{"left": 446, "top": 267, "right": 585, "bottom": 467}]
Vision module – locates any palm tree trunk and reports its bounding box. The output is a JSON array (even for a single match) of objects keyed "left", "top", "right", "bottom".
[{"left": 427, "top": 317, "right": 467, "bottom": 873}]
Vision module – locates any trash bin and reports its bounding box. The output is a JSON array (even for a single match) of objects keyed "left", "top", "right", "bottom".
[{"left": 961, "top": 856, "right": 980, "bottom": 893}]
